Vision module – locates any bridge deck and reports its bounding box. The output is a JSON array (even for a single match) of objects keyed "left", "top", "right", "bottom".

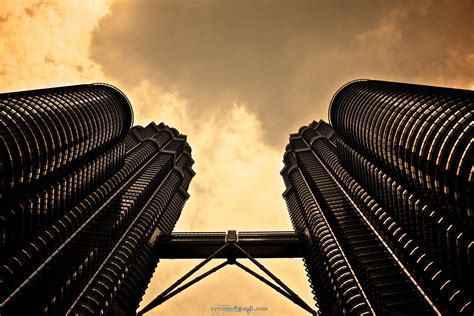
[{"left": 155, "top": 231, "right": 306, "bottom": 259}]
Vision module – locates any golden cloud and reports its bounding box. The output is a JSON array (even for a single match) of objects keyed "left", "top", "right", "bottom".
[{"left": 0, "top": 0, "right": 111, "bottom": 91}]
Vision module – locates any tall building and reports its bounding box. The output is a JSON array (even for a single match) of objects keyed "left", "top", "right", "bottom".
[
  {"left": 281, "top": 80, "right": 473, "bottom": 315},
  {"left": 0, "top": 84, "right": 194, "bottom": 315},
  {"left": 2, "top": 80, "right": 472, "bottom": 315}
]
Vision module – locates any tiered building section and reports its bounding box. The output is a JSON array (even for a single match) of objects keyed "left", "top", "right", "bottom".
[
  {"left": 0, "top": 84, "right": 194, "bottom": 315},
  {"left": 281, "top": 80, "right": 473, "bottom": 315},
  {"left": 2, "top": 79, "right": 472, "bottom": 315}
]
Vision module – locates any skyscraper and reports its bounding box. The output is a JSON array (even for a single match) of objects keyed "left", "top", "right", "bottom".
[
  {"left": 0, "top": 84, "right": 194, "bottom": 315},
  {"left": 281, "top": 80, "right": 473, "bottom": 315},
  {"left": 2, "top": 80, "right": 472, "bottom": 315}
]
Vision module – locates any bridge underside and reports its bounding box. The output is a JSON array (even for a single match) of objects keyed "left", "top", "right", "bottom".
[
  {"left": 155, "top": 231, "right": 307, "bottom": 259},
  {"left": 140, "top": 231, "right": 317, "bottom": 315}
]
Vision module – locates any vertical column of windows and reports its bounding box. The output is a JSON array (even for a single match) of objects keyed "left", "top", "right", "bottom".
[
  {"left": 77, "top": 89, "right": 110, "bottom": 154},
  {"left": 0, "top": 140, "right": 159, "bottom": 299},
  {"left": 359, "top": 87, "right": 387, "bottom": 159},
  {"left": 2, "top": 81, "right": 197, "bottom": 314},
  {"left": 18, "top": 97, "right": 46, "bottom": 183},
  {"left": 330, "top": 80, "right": 473, "bottom": 230},
  {"left": 71, "top": 142, "right": 192, "bottom": 315},
  {"left": 313, "top": 135, "right": 471, "bottom": 314},
  {"left": 290, "top": 166, "right": 372, "bottom": 314},
  {"left": 0, "top": 143, "right": 126, "bottom": 252},
  {"left": 334, "top": 136, "right": 472, "bottom": 309},
  {"left": 1, "top": 84, "right": 133, "bottom": 207},
  {"left": 377, "top": 88, "right": 415, "bottom": 177},
  {"left": 1, "top": 123, "right": 195, "bottom": 315},
  {"left": 55, "top": 91, "right": 93, "bottom": 159},
  {"left": 282, "top": 150, "right": 325, "bottom": 312},
  {"left": 282, "top": 143, "right": 372, "bottom": 314},
  {"left": 391, "top": 89, "right": 430, "bottom": 188},
  {"left": 1, "top": 151, "right": 175, "bottom": 314},
  {"left": 337, "top": 139, "right": 461, "bottom": 268},
  {"left": 49, "top": 92, "right": 83, "bottom": 166},
  {"left": 289, "top": 125, "right": 469, "bottom": 314}
]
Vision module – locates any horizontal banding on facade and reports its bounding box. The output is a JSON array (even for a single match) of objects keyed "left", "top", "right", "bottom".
[
  {"left": 1, "top": 84, "right": 133, "bottom": 200},
  {"left": 329, "top": 80, "right": 474, "bottom": 227}
]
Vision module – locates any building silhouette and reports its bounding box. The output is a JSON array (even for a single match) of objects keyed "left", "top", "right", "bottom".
[
  {"left": 1, "top": 80, "right": 472, "bottom": 315},
  {"left": 0, "top": 84, "right": 195, "bottom": 315},
  {"left": 281, "top": 80, "right": 473, "bottom": 314}
]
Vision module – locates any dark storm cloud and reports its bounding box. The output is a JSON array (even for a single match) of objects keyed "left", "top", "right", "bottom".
[{"left": 91, "top": 0, "right": 474, "bottom": 147}]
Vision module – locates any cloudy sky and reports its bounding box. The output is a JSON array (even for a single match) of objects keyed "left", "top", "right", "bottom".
[{"left": 1, "top": 0, "right": 473, "bottom": 315}]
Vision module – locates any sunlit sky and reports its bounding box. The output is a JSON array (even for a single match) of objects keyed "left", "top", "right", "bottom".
[{"left": 1, "top": 0, "right": 473, "bottom": 315}]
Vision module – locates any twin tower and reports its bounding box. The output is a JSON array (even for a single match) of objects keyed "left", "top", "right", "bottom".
[{"left": 0, "top": 81, "right": 472, "bottom": 315}]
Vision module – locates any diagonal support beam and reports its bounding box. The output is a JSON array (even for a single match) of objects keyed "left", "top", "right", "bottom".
[
  {"left": 139, "top": 243, "right": 229, "bottom": 315},
  {"left": 231, "top": 243, "right": 317, "bottom": 315},
  {"left": 140, "top": 231, "right": 317, "bottom": 315},
  {"left": 138, "top": 261, "right": 229, "bottom": 315},
  {"left": 233, "top": 261, "right": 317, "bottom": 315}
]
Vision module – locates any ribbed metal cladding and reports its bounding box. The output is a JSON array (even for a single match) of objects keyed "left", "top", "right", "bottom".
[
  {"left": 0, "top": 83, "right": 194, "bottom": 315},
  {"left": 335, "top": 137, "right": 473, "bottom": 294},
  {"left": 282, "top": 119, "right": 473, "bottom": 315},
  {"left": 0, "top": 83, "right": 133, "bottom": 201},
  {"left": 0, "top": 84, "right": 133, "bottom": 252},
  {"left": 282, "top": 132, "right": 373, "bottom": 315},
  {"left": 329, "top": 80, "right": 473, "bottom": 229},
  {"left": 69, "top": 124, "right": 194, "bottom": 315}
]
